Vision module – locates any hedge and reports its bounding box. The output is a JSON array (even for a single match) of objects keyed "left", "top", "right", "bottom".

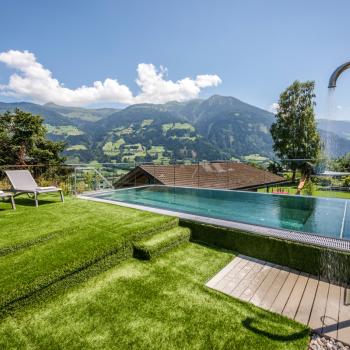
[{"left": 181, "top": 219, "right": 350, "bottom": 285}]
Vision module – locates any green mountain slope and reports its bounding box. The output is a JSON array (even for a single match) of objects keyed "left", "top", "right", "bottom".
[
  {"left": 43, "top": 103, "right": 119, "bottom": 122},
  {"left": 1, "top": 97, "right": 349, "bottom": 163},
  {"left": 317, "top": 119, "right": 350, "bottom": 141},
  {"left": 98, "top": 104, "right": 222, "bottom": 162},
  {"left": 97, "top": 95, "right": 276, "bottom": 162},
  {"left": 186, "top": 95, "right": 274, "bottom": 157},
  {"left": 0, "top": 102, "right": 74, "bottom": 126}
]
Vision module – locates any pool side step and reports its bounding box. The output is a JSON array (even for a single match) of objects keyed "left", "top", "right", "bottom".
[{"left": 133, "top": 227, "right": 191, "bottom": 260}]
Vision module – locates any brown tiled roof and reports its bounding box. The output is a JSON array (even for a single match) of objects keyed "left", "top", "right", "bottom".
[{"left": 118, "top": 162, "right": 285, "bottom": 189}]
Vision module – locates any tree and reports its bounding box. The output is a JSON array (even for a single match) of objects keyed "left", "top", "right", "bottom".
[
  {"left": 270, "top": 81, "right": 321, "bottom": 181},
  {"left": 0, "top": 109, "right": 65, "bottom": 166},
  {"left": 267, "top": 160, "right": 283, "bottom": 175},
  {"left": 332, "top": 152, "right": 350, "bottom": 172}
]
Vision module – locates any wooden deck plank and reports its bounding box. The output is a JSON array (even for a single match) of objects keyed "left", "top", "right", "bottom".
[
  {"left": 206, "top": 256, "right": 243, "bottom": 288},
  {"left": 230, "top": 261, "right": 265, "bottom": 298},
  {"left": 259, "top": 268, "right": 290, "bottom": 310},
  {"left": 218, "top": 258, "right": 253, "bottom": 293},
  {"left": 308, "top": 280, "right": 329, "bottom": 331},
  {"left": 219, "top": 258, "right": 257, "bottom": 294},
  {"left": 294, "top": 277, "right": 319, "bottom": 325},
  {"left": 250, "top": 265, "right": 281, "bottom": 307},
  {"left": 240, "top": 263, "right": 274, "bottom": 302},
  {"left": 322, "top": 283, "right": 341, "bottom": 338},
  {"left": 214, "top": 258, "right": 250, "bottom": 291},
  {"left": 338, "top": 287, "right": 350, "bottom": 344},
  {"left": 270, "top": 271, "right": 299, "bottom": 314},
  {"left": 206, "top": 257, "right": 349, "bottom": 344},
  {"left": 282, "top": 273, "right": 309, "bottom": 319}
]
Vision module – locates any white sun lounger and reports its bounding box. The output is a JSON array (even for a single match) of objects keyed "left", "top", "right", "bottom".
[
  {"left": 0, "top": 191, "right": 16, "bottom": 209},
  {"left": 5, "top": 170, "right": 64, "bottom": 207}
]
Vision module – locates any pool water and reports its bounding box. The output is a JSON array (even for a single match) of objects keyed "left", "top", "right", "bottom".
[{"left": 92, "top": 186, "right": 350, "bottom": 240}]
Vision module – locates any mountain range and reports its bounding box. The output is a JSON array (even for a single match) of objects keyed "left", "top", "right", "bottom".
[{"left": 0, "top": 96, "right": 349, "bottom": 163}]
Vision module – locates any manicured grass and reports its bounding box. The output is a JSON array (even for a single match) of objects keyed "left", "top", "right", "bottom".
[
  {"left": 309, "top": 190, "right": 350, "bottom": 199},
  {"left": 0, "top": 243, "right": 309, "bottom": 350},
  {"left": 258, "top": 186, "right": 350, "bottom": 199},
  {"left": 0, "top": 196, "right": 310, "bottom": 349},
  {"left": 0, "top": 196, "right": 177, "bottom": 310},
  {"left": 133, "top": 226, "right": 191, "bottom": 259},
  {"left": 0, "top": 195, "right": 175, "bottom": 255}
]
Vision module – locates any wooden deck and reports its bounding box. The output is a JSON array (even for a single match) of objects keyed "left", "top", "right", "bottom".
[{"left": 206, "top": 255, "right": 350, "bottom": 344}]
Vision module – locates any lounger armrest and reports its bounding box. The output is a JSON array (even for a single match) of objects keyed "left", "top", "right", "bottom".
[
  {"left": 35, "top": 186, "right": 62, "bottom": 193},
  {"left": 36, "top": 186, "right": 59, "bottom": 190}
]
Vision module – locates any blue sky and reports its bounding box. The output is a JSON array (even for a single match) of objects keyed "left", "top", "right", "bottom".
[{"left": 0, "top": 0, "right": 350, "bottom": 119}]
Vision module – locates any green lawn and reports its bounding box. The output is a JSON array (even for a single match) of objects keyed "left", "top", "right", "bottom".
[
  {"left": 0, "top": 195, "right": 175, "bottom": 254},
  {"left": 0, "top": 195, "right": 177, "bottom": 310},
  {"left": 0, "top": 196, "right": 309, "bottom": 349},
  {"left": 259, "top": 186, "right": 350, "bottom": 199}
]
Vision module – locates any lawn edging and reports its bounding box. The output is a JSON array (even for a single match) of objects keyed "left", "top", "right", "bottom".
[{"left": 181, "top": 219, "right": 350, "bottom": 285}]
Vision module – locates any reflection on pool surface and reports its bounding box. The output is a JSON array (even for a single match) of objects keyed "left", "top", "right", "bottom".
[{"left": 91, "top": 186, "right": 350, "bottom": 240}]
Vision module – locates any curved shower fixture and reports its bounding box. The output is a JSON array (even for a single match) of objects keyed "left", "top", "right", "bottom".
[{"left": 329, "top": 61, "right": 350, "bottom": 88}]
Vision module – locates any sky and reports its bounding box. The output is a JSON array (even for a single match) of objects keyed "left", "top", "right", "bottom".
[{"left": 0, "top": 0, "right": 350, "bottom": 119}]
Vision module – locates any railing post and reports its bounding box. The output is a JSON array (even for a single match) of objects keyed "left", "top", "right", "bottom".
[
  {"left": 226, "top": 161, "right": 229, "bottom": 189},
  {"left": 134, "top": 162, "right": 136, "bottom": 187},
  {"left": 197, "top": 161, "right": 199, "bottom": 188},
  {"left": 74, "top": 166, "right": 77, "bottom": 195}
]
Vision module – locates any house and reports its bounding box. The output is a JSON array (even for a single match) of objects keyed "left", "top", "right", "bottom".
[{"left": 115, "top": 162, "right": 285, "bottom": 191}]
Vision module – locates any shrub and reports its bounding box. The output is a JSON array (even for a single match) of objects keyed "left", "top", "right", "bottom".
[
  {"left": 302, "top": 179, "right": 316, "bottom": 196},
  {"left": 343, "top": 176, "right": 350, "bottom": 188},
  {"left": 313, "top": 176, "right": 332, "bottom": 187}
]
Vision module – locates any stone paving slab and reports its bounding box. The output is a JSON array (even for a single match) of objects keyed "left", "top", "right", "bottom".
[{"left": 206, "top": 255, "right": 350, "bottom": 344}]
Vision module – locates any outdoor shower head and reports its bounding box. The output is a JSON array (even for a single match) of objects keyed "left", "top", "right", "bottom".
[{"left": 328, "top": 61, "right": 350, "bottom": 88}]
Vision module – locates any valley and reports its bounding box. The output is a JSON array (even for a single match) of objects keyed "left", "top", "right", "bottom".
[{"left": 1, "top": 96, "right": 349, "bottom": 164}]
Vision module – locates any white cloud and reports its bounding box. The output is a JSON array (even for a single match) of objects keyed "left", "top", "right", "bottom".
[
  {"left": 337, "top": 105, "right": 343, "bottom": 110},
  {"left": 268, "top": 102, "right": 279, "bottom": 114},
  {"left": 0, "top": 50, "right": 222, "bottom": 107}
]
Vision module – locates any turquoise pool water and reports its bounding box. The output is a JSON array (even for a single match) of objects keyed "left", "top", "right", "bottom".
[{"left": 92, "top": 186, "right": 350, "bottom": 240}]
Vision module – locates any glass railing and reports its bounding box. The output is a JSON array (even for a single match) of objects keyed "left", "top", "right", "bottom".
[
  {"left": 1, "top": 158, "right": 349, "bottom": 199},
  {"left": 115, "top": 158, "right": 350, "bottom": 200}
]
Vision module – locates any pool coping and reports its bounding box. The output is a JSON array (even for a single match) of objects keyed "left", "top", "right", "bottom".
[{"left": 78, "top": 190, "right": 350, "bottom": 253}]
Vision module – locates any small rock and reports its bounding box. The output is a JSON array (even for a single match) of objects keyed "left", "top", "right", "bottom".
[
  {"left": 317, "top": 338, "right": 325, "bottom": 346},
  {"left": 309, "top": 333, "right": 349, "bottom": 350}
]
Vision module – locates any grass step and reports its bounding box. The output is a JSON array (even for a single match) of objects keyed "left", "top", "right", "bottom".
[
  {"left": 133, "top": 226, "right": 191, "bottom": 260},
  {"left": 0, "top": 199, "right": 178, "bottom": 313},
  {"left": 0, "top": 197, "right": 179, "bottom": 257}
]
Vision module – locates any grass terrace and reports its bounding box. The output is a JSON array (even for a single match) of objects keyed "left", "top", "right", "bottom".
[{"left": 0, "top": 194, "right": 310, "bottom": 349}]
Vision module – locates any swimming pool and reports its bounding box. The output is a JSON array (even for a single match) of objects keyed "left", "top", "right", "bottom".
[{"left": 89, "top": 186, "right": 350, "bottom": 241}]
